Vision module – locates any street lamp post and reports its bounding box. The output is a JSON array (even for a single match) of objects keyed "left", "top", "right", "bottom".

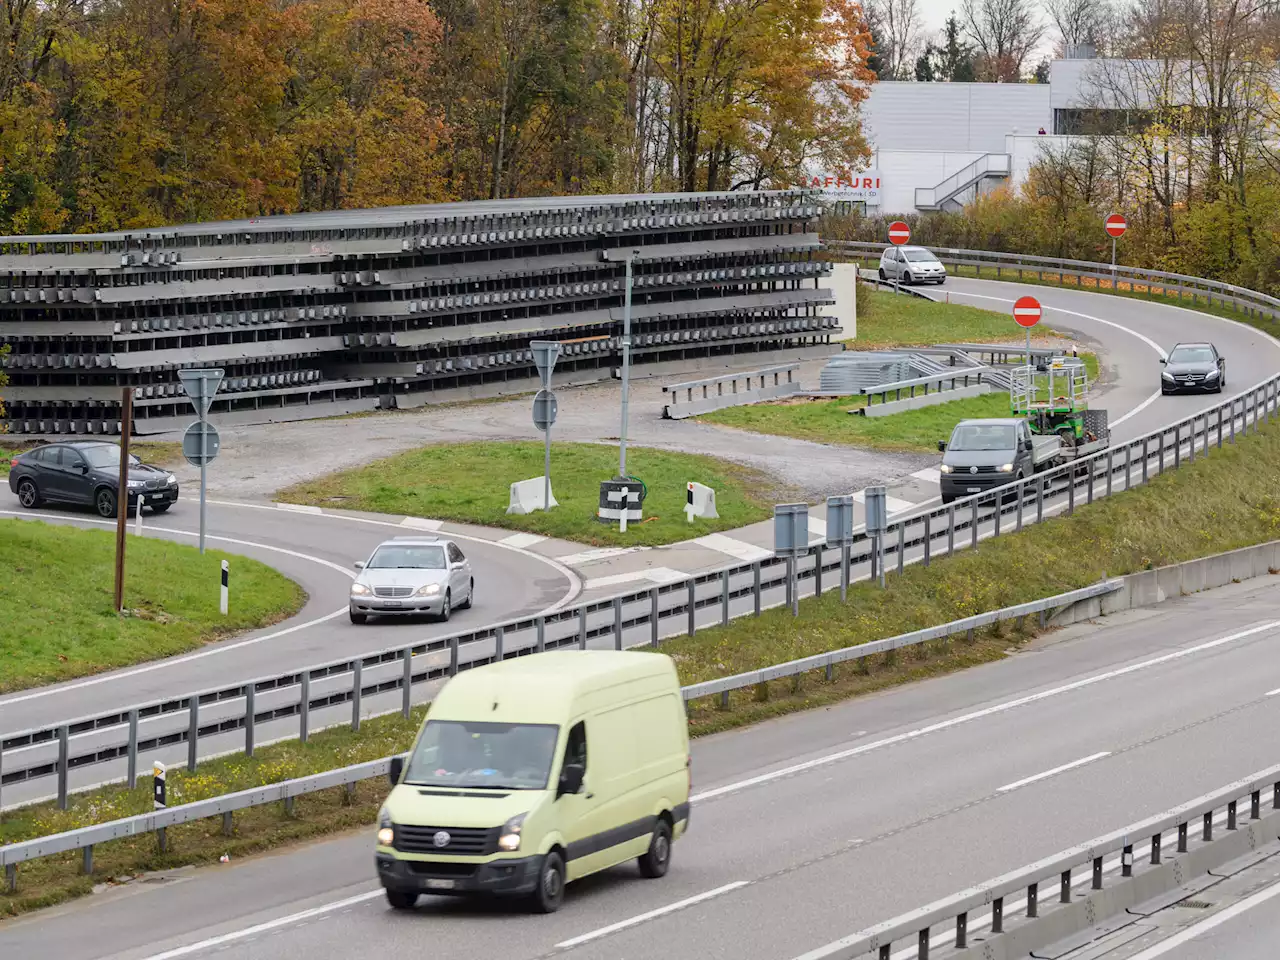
[{"left": 603, "top": 248, "right": 641, "bottom": 479}]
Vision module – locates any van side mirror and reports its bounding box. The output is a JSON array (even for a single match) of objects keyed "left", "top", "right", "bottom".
[
  {"left": 558, "top": 763, "right": 585, "bottom": 797},
  {"left": 1023, "top": 439, "right": 1034, "bottom": 451},
  {"left": 389, "top": 755, "right": 404, "bottom": 786},
  {"left": 937, "top": 440, "right": 947, "bottom": 453}
]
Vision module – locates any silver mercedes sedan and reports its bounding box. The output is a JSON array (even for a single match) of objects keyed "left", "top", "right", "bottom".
[{"left": 348, "top": 536, "right": 475, "bottom": 624}]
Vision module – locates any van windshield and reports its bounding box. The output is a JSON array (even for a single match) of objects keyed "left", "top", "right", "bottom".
[
  {"left": 403, "top": 720, "right": 560, "bottom": 790},
  {"left": 948, "top": 424, "right": 1017, "bottom": 451}
]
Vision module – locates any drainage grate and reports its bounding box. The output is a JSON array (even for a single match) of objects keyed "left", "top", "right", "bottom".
[{"left": 1176, "top": 899, "right": 1214, "bottom": 910}]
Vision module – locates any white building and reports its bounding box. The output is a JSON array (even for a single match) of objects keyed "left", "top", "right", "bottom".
[{"left": 806, "top": 53, "right": 1158, "bottom": 215}]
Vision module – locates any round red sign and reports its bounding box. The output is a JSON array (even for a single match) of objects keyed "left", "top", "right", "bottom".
[
  {"left": 1013, "top": 295, "right": 1042, "bottom": 328},
  {"left": 1105, "top": 214, "right": 1127, "bottom": 238},
  {"left": 887, "top": 221, "right": 911, "bottom": 246}
]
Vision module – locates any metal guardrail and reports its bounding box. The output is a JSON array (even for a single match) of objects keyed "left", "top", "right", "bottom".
[
  {"left": 661, "top": 363, "right": 801, "bottom": 419},
  {"left": 796, "top": 760, "right": 1280, "bottom": 960},
  {"left": 0, "top": 580, "right": 1119, "bottom": 887},
  {"left": 861, "top": 367, "right": 993, "bottom": 405},
  {"left": 834, "top": 240, "right": 1280, "bottom": 323},
  {"left": 3, "top": 365, "right": 1278, "bottom": 812}
]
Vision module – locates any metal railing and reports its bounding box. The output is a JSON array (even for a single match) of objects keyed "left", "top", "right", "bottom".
[
  {"left": 0, "top": 580, "right": 1119, "bottom": 888},
  {"left": 835, "top": 241, "right": 1280, "bottom": 324},
  {"left": 3, "top": 366, "right": 1278, "bottom": 811},
  {"left": 914, "top": 154, "right": 1012, "bottom": 210},
  {"left": 861, "top": 368, "right": 993, "bottom": 405},
  {"left": 797, "top": 760, "right": 1280, "bottom": 959},
  {"left": 662, "top": 363, "right": 801, "bottom": 419}
]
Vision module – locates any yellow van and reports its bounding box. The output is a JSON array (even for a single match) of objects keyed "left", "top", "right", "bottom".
[{"left": 375, "top": 650, "right": 691, "bottom": 913}]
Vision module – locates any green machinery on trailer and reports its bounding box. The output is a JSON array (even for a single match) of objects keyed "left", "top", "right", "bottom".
[{"left": 1009, "top": 356, "right": 1109, "bottom": 459}]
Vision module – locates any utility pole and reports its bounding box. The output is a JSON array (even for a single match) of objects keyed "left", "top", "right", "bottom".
[{"left": 114, "top": 387, "right": 134, "bottom": 613}]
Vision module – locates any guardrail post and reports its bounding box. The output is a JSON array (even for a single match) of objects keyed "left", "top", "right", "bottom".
[
  {"left": 1142, "top": 437, "right": 1150, "bottom": 481},
  {"left": 1228, "top": 799, "right": 1238, "bottom": 830},
  {"left": 1252, "top": 790, "right": 1261, "bottom": 819},
  {"left": 721, "top": 571, "right": 731, "bottom": 623},
  {"left": 1106, "top": 451, "right": 1113, "bottom": 496},
  {"left": 877, "top": 947, "right": 890, "bottom": 960},
  {"left": 127, "top": 708, "right": 139, "bottom": 788},
  {"left": 1122, "top": 843, "right": 1133, "bottom": 876},
  {"left": 753, "top": 562, "right": 762, "bottom": 615},
  {"left": 1159, "top": 431, "right": 1167, "bottom": 473},
  {"left": 813, "top": 553, "right": 823, "bottom": 598},
  {"left": 1178, "top": 822, "right": 1188, "bottom": 853},
  {"left": 1092, "top": 856, "right": 1103, "bottom": 889},
  {"left": 1230, "top": 401, "right": 1236, "bottom": 442},
  {"left": 1016, "top": 484, "right": 1025, "bottom": 531},
  {"left": 991, "top": 897, "right": 1003, "bottom": 933},
  {"left": 300, "top": 672, "right": 311, "bottom": 742},
  {"left": 1061, "top": 868, "right": 1071, "bottom": 902},
  {"left": 971, "top": 499, "right": 979, "bottom": 549},
  {"left": 187, "top": 697, "right": 199, "bottom": 773},
  {"left": 401, "top": 648, "right": 413, "bottom": 718},
  {"left": 1150, "top": 833, "right": 1161, "bottom": 864},
  {"left": 922, "top": 515, "right": 931, "bottom": 566},
  {"left": 613, "top": 598, "right": 623, "bottom": 649},
  {"left": 896, "top": 526, "right": 905, "bottom": 574},
  {"left": 57, "top": 724, "right": 69, "bottom": 810},
  {"left": 1027, "top": 881, "right": 1038, "bottom": 917},
  {"left": 5, "top": 864, "right": 14, "bottom": 894},
  {"left": 955, "top": 913, "right": 967, "bottom": 949},
  {"left": 1204, "top": 811, "right": 1213, "bottom": 841},
  {"left": 223, "top": 811, "right": 234, "bottom": 836},
  {"left": 536, "top": 616, "right": 547, "bottom": 653},
  {"left": 687, "top": 581, "right": 697, "bottom": 636},
  {"left": 993, "top": 495, "right": 1001, "bottom": 537},
  {"left": 351, "top": 659, "right": 363, "bottom": 732},
  {"left": 82, "top": 845, "right": 93, "bottom": 875},
  {"left": 1274, "top": 781, "right": 1280, "bottom": 810},
  {"left": 917, "top": 928, "right": 930, "bottom": 960},
  {"left": 1188, "top": 419, "right": 1195, "bottom": 462},
  {"left": 495, "top": 624, "right": 506, "bottom": 661},
  {"left": 1068, "top": 471, "right": 1075, "bottom": 515},
  {"left": 578, "top": 608, "right": 588, "bottom": 649},
  {"left": 245, "top": 685, "right": 256, "bottom": 757},
  {"left": 450, "top": 635, "right": 460, "bottom": 673},
  {"left": 947, "top": 505, "right": 956, "bottom": 556},
  {"left": 650, "top": 589, "right": 660, "bottom": 646}
]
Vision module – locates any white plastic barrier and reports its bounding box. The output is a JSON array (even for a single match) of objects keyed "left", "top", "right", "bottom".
[
  {"left": 684, "top": 482, "right": 719, "bottom": 522},
  {"left": 506, "top": 477, "right": 557, "bottom": 514}
]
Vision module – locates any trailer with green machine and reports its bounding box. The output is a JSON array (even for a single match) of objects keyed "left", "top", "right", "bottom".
[{"left": 1009, "top": 355, "right": 1109, "bottom": 460}]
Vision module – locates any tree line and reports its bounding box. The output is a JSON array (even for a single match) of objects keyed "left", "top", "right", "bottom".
[{"left": 0, "top": 0, "right": 875, "bottom": 234}]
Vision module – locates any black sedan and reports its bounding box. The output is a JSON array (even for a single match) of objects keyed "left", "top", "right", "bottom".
[
  {"left": 1161, "top": 342, "right": 1226, "bottom": 394},
  {"left": 8, "top": 441, "right": 180, "bottom": 518}
]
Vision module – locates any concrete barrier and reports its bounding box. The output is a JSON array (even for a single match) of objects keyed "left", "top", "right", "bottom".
[
  {"left": 1052, "top": 540, "right": 1280, "bottom": 627},
  {"left": 506, "top": 477, "right": 557, "bottom": 514}
]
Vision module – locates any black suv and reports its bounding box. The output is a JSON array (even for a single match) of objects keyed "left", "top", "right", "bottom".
[
  {"left": 1161, "top": 342, "right": 1226, "bottom": 394},
  {"left": 8, "top": 441, "right": 180, "bottom": 518}
]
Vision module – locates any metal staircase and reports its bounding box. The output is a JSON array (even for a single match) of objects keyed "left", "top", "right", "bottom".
[{"left": 914, "top": 154, "right": 1012, "bottom": 212}]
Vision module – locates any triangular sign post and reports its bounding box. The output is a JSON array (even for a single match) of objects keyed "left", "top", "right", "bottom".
[
  {"left": 529, "top": 341, "right": 562, "bottom": 389},
  {"left": 177, "top": 368, "right": 225, "bottom": 418}
]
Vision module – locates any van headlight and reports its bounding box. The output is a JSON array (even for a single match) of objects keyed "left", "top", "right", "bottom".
[
  {"left": 377, "top": 807, "right": 394, "bottom": 847},
  {"left": 939, "top": 464, "right": 953, "bottom": 474},
  {"left": 351, "top": 582, "right": 372, "bottom": 597},
  {"left": 998, "top": 463, "right": 1014, "bottom": 473},
  {"left": 498, "top": 813, "right": 527, "bottom": 852},
  {"left": 413, "top": 583, "right": 442, "bottom": 597}
]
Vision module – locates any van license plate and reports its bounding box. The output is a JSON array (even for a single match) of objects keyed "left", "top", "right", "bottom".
[
  {"left": 967, "top": 487, "right": 981, "bottom": 493},
  {"left": 426, "top": 879, "right": 455, "bottom": 890}
]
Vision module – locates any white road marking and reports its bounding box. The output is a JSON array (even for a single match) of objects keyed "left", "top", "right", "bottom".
[
  {"left": 911, "top": 467, "right": 942, "bottom": 484},
  {"left": 135, "top": 889, "right": 384, "bottom": 960},
  {"left": 399, "top": 516, "right": 443, "bottom": 531},
  {"left": 1123, "top": 874, "right": 1280, "bottom": 959},
  {"left": 850, "top": 489, "right": 914, "bottom": 514},
  {"left": 808, "top": 515, "right": 827, "bottom": 537},
  {"left": 276, "top": 502, "right": 323, "bottom": 515},
  {"left": 556, "top": 546, "right": 649, "bottom": 566},
  {"left": 554, "top": 881, "right": 750, "bottom": 949},
  {"left": 692, "top": 533, "right": 773, "bottom": 563},
  {"left": 498, "top": 531, "right": 546, "bottom": 549},
  {"left": 997, "top": 751, "right": 1111, "bottom": 792},
  {"left": 691, "top": 619, "right": 1280, "bottom": 804},
  {"left": 1267, "top": 687, "right": 1280, "bottom": 697},
  {"left": 584, "top": 567, "right": 688, "bottom": 590}
]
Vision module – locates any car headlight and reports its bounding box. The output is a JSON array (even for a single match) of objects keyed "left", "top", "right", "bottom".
[
  {"left": 413, "top": 583, "right": 442, "bottom": 597},
  {"left": 166, "top": 474, "right": 177, "bottom": 485},
  {"left": 998, "top": 463, "right": 1014, "bottom": 473},
  {"left": 498, "top": 813, "right": 527, "bottom": 852},
  {"left": 1204, "top": 368, "right": 1220, "bottom": 379},
  {"left": 939, "top": 464, "right": 953, "bottom": 474},
  {"left": 350, "top": 582, "right": 372, "bottom": 596},
  {"left": 377, "top": 807, "right": 394, "bottom": 847},
  {"left": 1162, "top": 371, "right": 1174, "bottom": 381}
]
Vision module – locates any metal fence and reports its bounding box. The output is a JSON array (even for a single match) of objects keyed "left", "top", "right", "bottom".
[
  {"left": 0, "top": 579, "right": 1119, "bottom": 888},
  {"left": 3, "top": 362, "right": 1278, "bottom": 811},
  {"left": 797, "top": 759, "right": 1280, "bottom": 960},
  {"left": 833, "top": 240, "right": 1280, "bottom": 325}
]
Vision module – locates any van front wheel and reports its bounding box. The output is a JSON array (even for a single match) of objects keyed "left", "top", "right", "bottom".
[
  {"left": 531, "top": 851, "right": 565, "bottom": 913},
  {"left": 385, "top": 889, "right": 418, "bottom": 910},
  {"left": 638, "top": 819, "right": 672, "bottom": 879}
]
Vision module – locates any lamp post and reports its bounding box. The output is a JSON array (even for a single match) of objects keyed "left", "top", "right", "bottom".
[{"left": 601, "top": 248, "right": 641, "bottom": 478}]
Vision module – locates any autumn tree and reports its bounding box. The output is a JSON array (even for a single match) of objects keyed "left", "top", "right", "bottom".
[{"left": 960, "top": 0, "right": 1044, "bottom": 81}]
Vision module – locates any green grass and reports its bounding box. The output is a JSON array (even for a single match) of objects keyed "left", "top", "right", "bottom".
[
  {"left": 8, "top": 415, "right": 1280, "bottom": 917},
  {"left": 276, "top": 441, "right": 788, "bottom": 547},
  {"left": 0, "top": 521, "right": 306, "bottom": 693},
  {"left": 1, "top": 440, "right": 182, "bottom": 476},
  {"left": 854, "top": 286, "right": 1079, "bottom": 348}
]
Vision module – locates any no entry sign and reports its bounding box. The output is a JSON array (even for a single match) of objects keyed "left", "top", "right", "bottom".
[
  {"left": 1105, "top": 214, "right": 1127, "bottom": 238},
  {"left": 887, "top": 221, "right": 911, "bottom": 245},
  {"left": 1013, "top": 295, "right": 1042, "bottom": 328}
]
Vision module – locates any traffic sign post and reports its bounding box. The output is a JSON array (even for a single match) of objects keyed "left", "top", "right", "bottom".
[
  {"left": 1105, "top": 214, "right": 1127, "bottom": 289},
  {"left": 529, "top": 341, "right": 562, "bottom": 513},
  {"left": 1013, "top": 295, "right": 1041, "bottom": 369},
  {"left": 178, "top": 368, "right": 224, "bottom": 553}
]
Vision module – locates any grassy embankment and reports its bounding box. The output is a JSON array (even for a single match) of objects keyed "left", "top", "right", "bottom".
[{"left": 7, "top": 414, "right": 1280, "bottom": 916}]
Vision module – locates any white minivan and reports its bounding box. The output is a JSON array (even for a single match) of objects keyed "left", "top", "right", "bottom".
[
  {"left": 879, "top": 245, "right": 948, "bottom": 284},
  {"left": 376, "top": 650, "right": 691, "bottom": 913}
]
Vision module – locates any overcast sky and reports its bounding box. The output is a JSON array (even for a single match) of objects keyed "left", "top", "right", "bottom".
[{"left": 914, "top": 0, "right": 1059, "bottom": 64}]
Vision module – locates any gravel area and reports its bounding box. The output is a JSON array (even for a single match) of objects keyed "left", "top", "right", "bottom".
[{"left": 168, "top": 355, "right": 936, "bottom": 503}]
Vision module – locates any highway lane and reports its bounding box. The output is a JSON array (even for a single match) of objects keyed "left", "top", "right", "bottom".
[
  {"left": 8, "top": 575, "right": 1280, "bottom": 960},
  {"left": 0, "top": 495, "right": 578, "bottom": 736}
]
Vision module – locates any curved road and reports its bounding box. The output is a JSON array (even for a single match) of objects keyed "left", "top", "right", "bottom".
[{"left": 2, "top": 280, "right": 1279, "bottom": 958}]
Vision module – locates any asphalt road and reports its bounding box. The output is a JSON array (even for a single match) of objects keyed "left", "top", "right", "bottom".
[
  {"left": 7, "top": 574, "right": 1280, "bottom": 960},
  {"left": 0, "top": 496, "right": 579, "bottom": 737}
]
